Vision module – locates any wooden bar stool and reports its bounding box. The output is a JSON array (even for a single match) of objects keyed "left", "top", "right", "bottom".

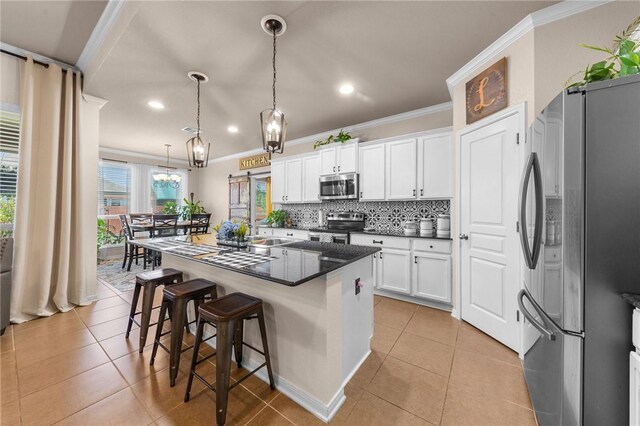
[
  {"left": 184, "top": 292, "right": 275, "bottom": 426},
  {"left": 150, "top": 278, "right": 218, "bottom": 386},
  {"left": 126, "top": 268, "right": 183, "bottom": 352}
]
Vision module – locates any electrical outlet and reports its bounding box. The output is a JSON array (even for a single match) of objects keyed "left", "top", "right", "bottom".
[{"left": 355, "top": 278, "right": 361, "bottom": 295}]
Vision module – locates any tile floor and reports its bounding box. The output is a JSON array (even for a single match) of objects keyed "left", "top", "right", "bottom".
[{"left": 0, "top": 281, "right": 536, "bottom": 425}]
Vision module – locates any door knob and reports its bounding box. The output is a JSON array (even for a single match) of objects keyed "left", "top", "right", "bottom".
[{"left": 459, "top": 234, "right": 469, "bottom": 240}]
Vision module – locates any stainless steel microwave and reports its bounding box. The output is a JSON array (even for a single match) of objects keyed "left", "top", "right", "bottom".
[{"left": 319, "top": 173, "right": 359, "bottom": 200}]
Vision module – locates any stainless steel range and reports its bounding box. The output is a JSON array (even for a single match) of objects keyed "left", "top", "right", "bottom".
[{"left": 307, "top": 212, "right": 365, "bottom": 244}]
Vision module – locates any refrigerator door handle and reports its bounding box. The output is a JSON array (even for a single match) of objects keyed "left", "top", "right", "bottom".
[
  {"left": 518, "top": 152, "right": 544, "bottom": 269},
  {"left": 518, "top": 289, "right": 556, "bottom": 341}
]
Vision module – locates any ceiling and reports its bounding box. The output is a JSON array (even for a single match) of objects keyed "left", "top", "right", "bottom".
[
  {"left": 2, "top": 1, "right": 556, "bottom": 160},
  {"left": 0, "top": 0, "right": 107, "bottom": 65}
]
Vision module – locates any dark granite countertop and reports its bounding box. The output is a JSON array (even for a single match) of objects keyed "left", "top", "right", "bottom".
[
  {"left": 622, "top": 293, "right": 640, "bottom": 309},
  {"left": 350, "top": 230, "right": 453, "bottom": 241},
  {"left": 135, "top": 234, "right": 379, "bottom": 287}
]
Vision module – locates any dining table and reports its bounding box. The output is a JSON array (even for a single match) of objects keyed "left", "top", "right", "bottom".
[{"left": 129, "top": 220, "right": 193, "bottom": 237}]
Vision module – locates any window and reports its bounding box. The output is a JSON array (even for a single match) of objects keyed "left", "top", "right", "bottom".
[
  {"left": 0, "top": 104, "right": 20, "bottom": 237},
  {"left": 98, "top": 161, "right": 132, "bottom": 242},
  {"left": 149, "top": 168, "right": 188, "bottom": 213}
]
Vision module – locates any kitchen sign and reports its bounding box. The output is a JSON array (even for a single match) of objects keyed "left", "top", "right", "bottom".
[
  {"left": 465, "top": 57, "right": 508, "bottom": 124},
  {"left": 239, "top": 153, "right": 271, "bottom": 170}
]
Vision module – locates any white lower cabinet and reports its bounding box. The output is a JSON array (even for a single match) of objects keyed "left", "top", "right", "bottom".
[
  {"left": 378, "top": 248, "right": 411, "bottom": 295},
  {"left": 271, "top": 228, "right": 308, "bottom": 239},
  {"left": 412, "top": 252, "right": 451, "bottom": 303},
  {"left": 350, "top": 233, "right": 452, "bottom": 305},
  {"left": 256, "top": 227, "right": 273, "bottom": 236}
]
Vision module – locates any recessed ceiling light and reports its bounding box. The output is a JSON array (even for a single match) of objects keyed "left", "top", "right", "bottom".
[
  {"left": 339, "top": 84, "right": 354, "bottom": 95},
  {"left": 147, "top": 100, "right": 165, "bottom": 110},
  {"left": 228, "top": 126, "right": 239, "bottom": 134}
]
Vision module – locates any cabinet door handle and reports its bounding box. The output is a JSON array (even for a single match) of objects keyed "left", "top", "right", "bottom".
[
  {"left": 286, "top": 233, "right": 293, "bottom": 237},
  {"left": 413, "top": 189, "right": 416, "bottom": 196},
  {"left": 360, "top": 191, "right": 363, "bottom": 198},
  {"left": 379, "top": 252, "right": 383, "bottom": 259},
  {"left": 373, "top": 240, "right": 383, "bottom": 245},
  {"left": 286, "top": 195, "right": 288, "bottom": 201},
  {"left": 420, "top": 189, "right": 424, "bottom": 196},
  {"left": 282, "top": 196, "right": 285, "bottom": 201},
  {"left": 333, "top": 166, "right": 336, "bottom": 173},
  {"left": 414, "top": 256, "right": 418, "bottom": 264},
  {"left": 373, "top": 253, "right": 376, "bottom": 259},
  {"left": 338, "top": 165, "right": 341, "bottom": 172}
]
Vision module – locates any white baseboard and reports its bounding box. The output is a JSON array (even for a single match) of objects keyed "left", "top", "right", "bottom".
[
  {"left": 197, "top": 327, "right": 355, "bottom": 424},
  {"left": 451, "top": 308, "right": 461, "bottom": 319},
  {"left": 373, "top": 289, "right": 452, "bottom": 313}
]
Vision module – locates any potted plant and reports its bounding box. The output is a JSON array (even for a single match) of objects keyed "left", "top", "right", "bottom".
[
  {"left": 179, "top": 193, "right": 206, "bottom": 220},
  {"left": 266, "top": 209, "right": 287, "bottom": 228},
  {"left": 214, "top": 220, "right": 249, "bottom": 247}
]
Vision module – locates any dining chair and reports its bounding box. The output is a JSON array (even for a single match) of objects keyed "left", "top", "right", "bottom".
[
  {"left": 148, "top": 214, "right": 179, "bottom": 269},
  {"left": 188, "top": 213, "right": 211, "bottom": 235},
  {"left": 118, "top": 214, "right": 146, "bottom": 272},
  {"left": 129, "top": 213, "right": 153, "bottom": 238}
]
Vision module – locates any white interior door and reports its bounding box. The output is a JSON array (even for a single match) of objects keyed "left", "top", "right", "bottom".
[{"left": 460, "top": 110, "right": 522, "bottom": 351}]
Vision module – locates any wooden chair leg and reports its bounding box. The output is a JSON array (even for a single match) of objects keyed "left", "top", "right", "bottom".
[
  {"left": 233, "top": 320, "right": 244, "bottom": 368},
  {"left": 125, "top": 283, "right": 142, "bottom": 338},
  {"left": 150, "top": 300, "right": 168, "bottom": 365},
  {"left": 184, "top": 317, "right": 205, "bottom": 403},
  {"left": 257, "top": 309, "right": 275, "bottom": 390},
  {"left": 127, "top": 244, "right": 135, "bottom": 272},
  {"left": 215, "top": 320, "right": 235, "bottom": 426},
  {"left": 122, "top": 243, "right": 128, "bottom": 269}
]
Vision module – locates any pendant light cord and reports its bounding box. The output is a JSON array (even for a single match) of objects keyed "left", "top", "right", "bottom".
[
  {"left": 272, "top": 28, "right": 277, "bottom": 110},
  {"left": 196, "top": 78, "right": 201, "bottom": 136}
]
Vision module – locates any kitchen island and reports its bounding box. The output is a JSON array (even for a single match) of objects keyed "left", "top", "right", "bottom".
[{"left": 135, "top": 234, "right": 379, "bottom": 422}]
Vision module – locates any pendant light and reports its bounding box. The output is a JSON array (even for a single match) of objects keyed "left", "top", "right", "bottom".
[
  {"left": 260, "top": 15, "right": 287, "bottom": 154},
  {"left": 186, "top": 71, "right": 210, "bottom": 168},
  {"left": 153, "top": 144, "right": 182, "bottom": 188}
]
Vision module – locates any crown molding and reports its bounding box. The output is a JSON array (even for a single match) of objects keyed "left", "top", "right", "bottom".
[
  {"left": 445, "top": 0, "right": 613, "bottom": 97},
  {"left": 210, "top": 101, "right": 453, "bottom": 164},
  {"left": 83, "top": 94, "right": 108, "bottom": 109},
  {"left": 99, "top": 146, "right": 190, "bottom": 166},
  {"left": 76, "top": 0, "right": 128, "bottom": 72}
]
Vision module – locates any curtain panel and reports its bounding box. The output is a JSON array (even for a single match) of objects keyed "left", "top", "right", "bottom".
[{"left": 11, "top": 58, "right": 89, "bottom": 322}]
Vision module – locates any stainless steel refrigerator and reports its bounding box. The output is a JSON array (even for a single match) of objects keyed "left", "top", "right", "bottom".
[{"left": 517, "top": 74, "right": 640, "bottom": 426}]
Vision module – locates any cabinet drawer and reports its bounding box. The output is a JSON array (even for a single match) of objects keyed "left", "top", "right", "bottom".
[
  {"left": 634, "top": 309, "right": 640, "bottom": 350},
  {"left": 412, "top": 239, "right": 451, "bottom": 254},
  {"left": 272, "top": 228, "right": 308, "bottom": 239},
  {"left": 257, "top": 227, "right": 273, "bottom": 236},
  {"left": 350, "top": 234, "right": 410, "bottom": 250}
]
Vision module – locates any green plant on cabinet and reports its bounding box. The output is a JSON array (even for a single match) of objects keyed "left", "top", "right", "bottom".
[{"left": 313, "top": 129, "right": 353, "bottom": 150}]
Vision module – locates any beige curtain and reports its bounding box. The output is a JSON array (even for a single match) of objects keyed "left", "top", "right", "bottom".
[{"left": 11, "top": 57, "right": 89, "bottom": 322}]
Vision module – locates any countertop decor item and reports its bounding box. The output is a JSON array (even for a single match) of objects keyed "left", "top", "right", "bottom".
[
  {"left": 185, "top": 71, "right": 210, "bottom": 168},
  {"left": 260, "top": 15, "right": 287, "bottom": 154},
  {"left": 214, "top": 220, "right": 249, "bottom": 247},
  {"left": 566, "top": 16, "right": 640, "bottom": 88}
]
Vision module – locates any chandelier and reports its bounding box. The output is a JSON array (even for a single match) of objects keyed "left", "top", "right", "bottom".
[
  {"left": 153, "top": 144, "right": 181, "bottom": 189},
  {"left": 186, "top": 71, "right": 211, "bottom": 168},
  {"left": 260, "top": 15, "right": 287, "bottom": 154}
]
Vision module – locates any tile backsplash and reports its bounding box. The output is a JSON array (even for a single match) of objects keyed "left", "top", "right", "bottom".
[{"left": 279, "top": 199, "right": 450, "bottom": 233}]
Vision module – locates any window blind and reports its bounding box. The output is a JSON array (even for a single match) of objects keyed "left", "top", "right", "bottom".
[{"left": 0, "top": 108, "right": 20, "bottom": 197}]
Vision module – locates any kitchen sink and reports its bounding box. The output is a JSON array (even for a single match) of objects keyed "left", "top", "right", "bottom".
[{"left": 247, "top": 236, "right": 298, "bottom": 248}]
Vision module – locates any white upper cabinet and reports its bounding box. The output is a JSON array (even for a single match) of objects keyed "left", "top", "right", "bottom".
[
  {"left": 386, "top": 138, "right": 417, "bottom": 200},
  {"left": 302, "top": 155, "right": 320, "bottom": 203},
  {"left": 271, "top": 160, "right": 286, "bottom": 204},
  {"left": 319, "top": 149, "right": 337, "bottom": 175},
  {"left": 285, "top": 158, "right": 303, "bottom": 203},
  {"left": 418, "top": 133, "right": 452, "bottom": 199},
  {"left": 271, "top": 153, "right": 317, "bottom": 205},
  {"left": 319, "top": 140, "right": 359, "bottom": 175},
  {"left": 337, "top": 143, "right": 357, "bottom": 174},
  {"left": 359, "top": 143, "right": 386, "bottom": 201}
]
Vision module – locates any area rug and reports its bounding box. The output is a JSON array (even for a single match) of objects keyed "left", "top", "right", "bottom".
[{"left": 97, "top": 259, "right": 145, "bottom": 293}]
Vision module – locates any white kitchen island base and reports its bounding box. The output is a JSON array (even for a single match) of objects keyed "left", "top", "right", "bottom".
[{"left": 163, "top": 253, "right": 374, "bottom": 423}]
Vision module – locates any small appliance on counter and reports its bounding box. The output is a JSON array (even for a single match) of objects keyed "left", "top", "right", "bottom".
[
  {"left": 402, "top": 221, "right": 419, "bottom": 235},
  {"left": 318, "top": 210, "right": 325, "bottom": 227},
  {"left": 308, "top": 211, "right": 365, "bottom": 244},
  {"left": 420, "top": 218, "right": 434, "bottom": 237},
  {"left": 436, "top": 214, "right": 450, "bottom": 238}
]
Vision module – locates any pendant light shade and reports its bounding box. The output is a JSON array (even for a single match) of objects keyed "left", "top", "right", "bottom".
[
  {"left": 260, "top": 16, "right": 287, "bottom": 154},
  {"left": 186, "top": 72, "right": 210, "bottom": 168},
  {"left": 260, "top": 108, "right": 286, "bottom": 154}
]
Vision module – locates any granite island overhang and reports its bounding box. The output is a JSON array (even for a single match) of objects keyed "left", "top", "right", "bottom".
[{"left": 135, "top": 234, "right": 380, "bottom": 422}]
